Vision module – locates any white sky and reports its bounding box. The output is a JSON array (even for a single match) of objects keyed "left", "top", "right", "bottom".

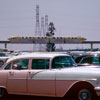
[{"left": 0, "top": 0, "right": 100, "bottom": 50}]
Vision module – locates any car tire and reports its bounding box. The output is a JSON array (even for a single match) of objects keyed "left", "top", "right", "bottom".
[
  {"left": 74, "top": 85, "right": 96, "bottom": 100},
  {"left": 0, "top": 88, "right": 7, "bottom": 99},
  {"left": 65, "top": 82, "right": 97, "bottom": 100},
  {"left": 77, "top": 88, "right": 94, "bottom": 100}
]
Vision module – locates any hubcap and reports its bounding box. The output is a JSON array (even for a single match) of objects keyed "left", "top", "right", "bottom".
[{"left": 78, "top": 89, "right": 91, "bottom": 100}]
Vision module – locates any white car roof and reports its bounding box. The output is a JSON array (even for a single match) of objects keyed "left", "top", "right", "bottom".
[{"left": 7, "top": 52, "right": 69, "bottom": 63}]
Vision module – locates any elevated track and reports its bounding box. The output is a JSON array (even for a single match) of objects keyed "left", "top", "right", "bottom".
[{"left": 0, "top": 38, "right": 100, "bottom": 51}]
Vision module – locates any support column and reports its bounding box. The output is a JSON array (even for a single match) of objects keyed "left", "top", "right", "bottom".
[
  {"left": 5, "top": 43, "right": 7, "bottom": 49},
  {"left": 90, "top": 43, "right": 93, "bottom": 51}
]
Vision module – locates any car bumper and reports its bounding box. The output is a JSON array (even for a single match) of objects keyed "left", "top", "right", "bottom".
[{"left": 94, "top": 87, "right": 100, "bottom": 96}]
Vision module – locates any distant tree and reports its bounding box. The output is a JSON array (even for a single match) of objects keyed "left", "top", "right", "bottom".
[
  {"left": 46, "top": 22, "right": 56, "bottom": 51},
  {"left": 46, "top": 22, "right": 55, "bottom": 36}
]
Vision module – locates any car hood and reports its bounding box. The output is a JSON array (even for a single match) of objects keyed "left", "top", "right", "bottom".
[
  {"left": 54, "top": 66, "right": 100, "bottom": 72},
  {"left": 78, "top": 63, "right": 100, "bottom": 67},
  {"left": 53, "top": 66, "right": 100, "bottom": 80}
]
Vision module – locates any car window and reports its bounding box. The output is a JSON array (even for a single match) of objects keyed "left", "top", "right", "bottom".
[
  {"left": 12, "top": 59, "right": 29, "bottom": 70},
  {"left": 75, "top": 57, "right": 83, "bottom": 63},
  {"left": 4, "top": 63, "right": 11, "bottom": 70},
  {"left": 92, "top": 57, "right": 100, "bottom": 64},
  {"left": 0, "top": 53, "right": 6, "bottom": 56},
  {"left": 80, "top": 57, "right": 91, "bottom": 64},
  {"left": 32, "top": 59, "right": 49, "bottom": 69},
  {"left": 52, "top": 56, "right": 76, "bottom": 69}
]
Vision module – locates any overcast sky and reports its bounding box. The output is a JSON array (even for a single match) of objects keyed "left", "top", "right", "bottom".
[
  {"left": 0, "top": 0, "right": 100, "bottom": 50},
  {"left": 0, "top": 0, "right": 100, "bottom": 41}
]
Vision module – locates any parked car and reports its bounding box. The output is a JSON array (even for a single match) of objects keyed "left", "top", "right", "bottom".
[
  {"left": 68, "top": 51, "right": 86, "bottom": 60},
  {"left": 75, "top": 53, "right": 100, "bottom": 67},
  {"left": 0, "top": 52, "right": 10, "bottom": 67},
  {"left": 0, "top": 52, "right": 100, "bottom": 100}
]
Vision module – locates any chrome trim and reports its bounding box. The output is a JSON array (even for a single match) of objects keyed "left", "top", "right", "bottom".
[
  {"left": 8, "top": 78, "right": 26, "bottom": 80},
  {"left": 94, "top": 87, "right": 100, "bottom": 96}
]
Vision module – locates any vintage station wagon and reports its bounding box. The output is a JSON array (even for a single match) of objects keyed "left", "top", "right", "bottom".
[{"left": 0, "top": 52, "right": 100, "bottom": 100}]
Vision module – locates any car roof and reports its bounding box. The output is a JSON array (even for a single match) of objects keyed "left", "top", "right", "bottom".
[{"left": 6, "top": 52, "right": 70, "bottom": 63}]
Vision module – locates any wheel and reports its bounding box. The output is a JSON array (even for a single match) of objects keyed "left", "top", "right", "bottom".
[
  {"left": 0, "top": 88, "right": 7, "bottom": 99},
  {"left": 73, "top": 85, "right": 96, "bottom": 100},
  {"left": 65, "top": 82, "right": 97, "bottom": 100},
  {"left": 78, "top": 89, "right": 92, "bottom": 100}
]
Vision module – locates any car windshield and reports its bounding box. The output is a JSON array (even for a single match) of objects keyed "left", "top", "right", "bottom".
[
  {"left": 52, "top": 56, "right": 77, "bottom": 69},
  {"left": 80, "top": 56, "right": 100, "bottom": 65}
]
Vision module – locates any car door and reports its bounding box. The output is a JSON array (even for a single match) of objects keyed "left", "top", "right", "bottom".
[
  {"left": 7, "top": 59, "right": 29, "bottom": 93},
  {"left": 28, "top": 59, "right": 56, "bottom": 96},
  {"left": 0, "top": 63, "right": 11, "bottom": 88}
]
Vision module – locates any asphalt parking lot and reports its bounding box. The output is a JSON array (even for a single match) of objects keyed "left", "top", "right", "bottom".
[{"left": 2, "top": 95, "right": 100, "bottom": 100}]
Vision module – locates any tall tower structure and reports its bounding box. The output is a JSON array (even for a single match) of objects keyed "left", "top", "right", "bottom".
[
  {"left": 34, "top": 5, "right": 41, "bottom": 51},
  {"left": 35, "top": 5, "right": 40, "bottom": 36},
  {"left": 45, "top": 15, "right": 48, "bottom": 36},
  {"left": 41, "top": 17, "right": 45, "bottom": 36}
]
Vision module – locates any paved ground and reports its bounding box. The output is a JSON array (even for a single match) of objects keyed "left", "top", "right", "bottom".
[{"left": 2, "top": 95, "right": 100, "bottom": 100}]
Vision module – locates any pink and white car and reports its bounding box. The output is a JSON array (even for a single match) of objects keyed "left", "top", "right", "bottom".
[{"left": 0, "top": 53, "right": 100, "bottom": 100}]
